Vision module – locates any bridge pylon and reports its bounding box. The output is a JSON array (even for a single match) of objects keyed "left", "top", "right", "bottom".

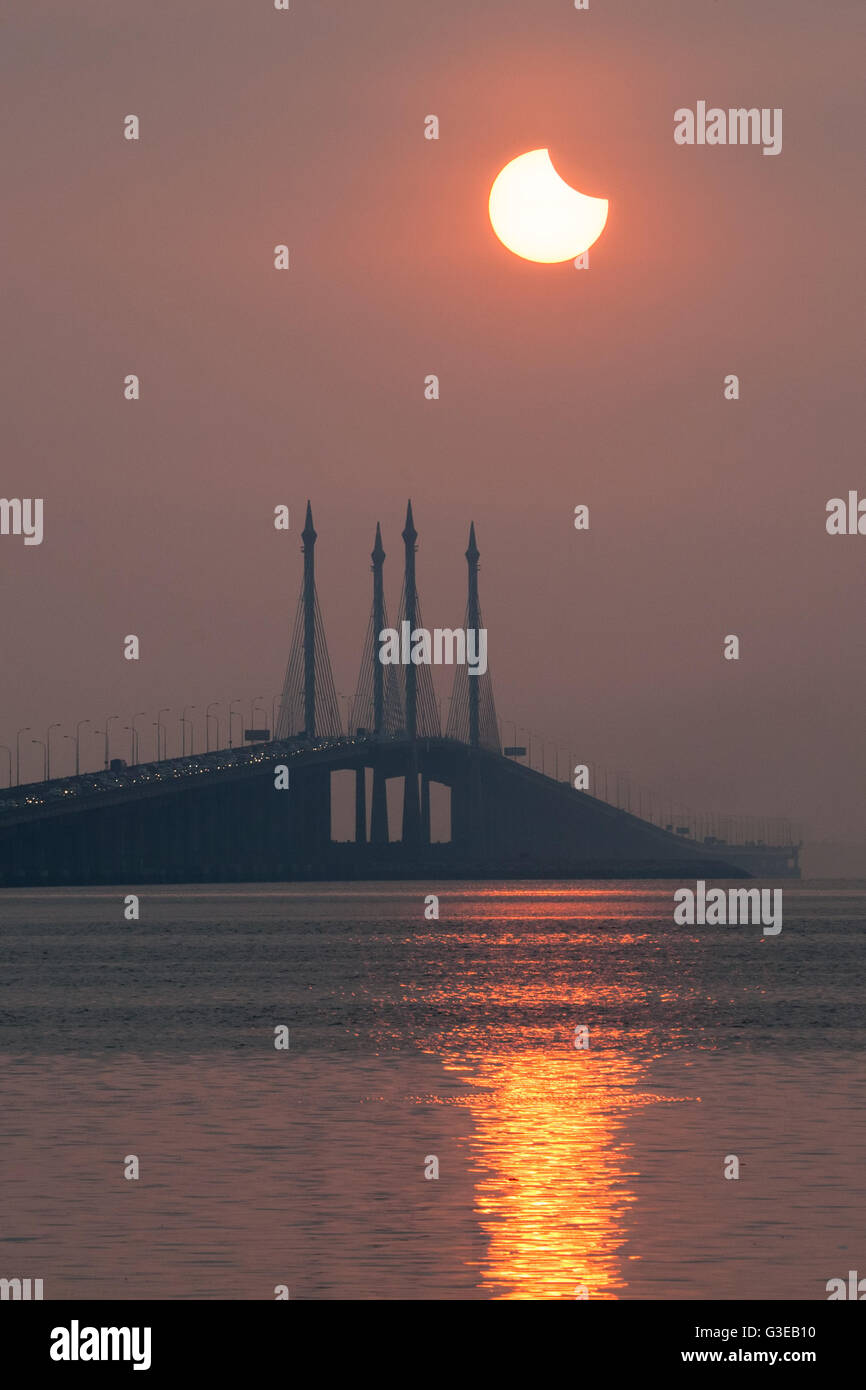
[
  {"left": 276, "top": 501, "right": 342, "bottom": 742},
  {"left": 397, "top": 502, "right": 439, "bottom": 845},
  {"left": 350, "top": 522, "right": 404, "bottom": 843},
  {"left": 446, "top": 521, "right": 500, "bottom": 753}
]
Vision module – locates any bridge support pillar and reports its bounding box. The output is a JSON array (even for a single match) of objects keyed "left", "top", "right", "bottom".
[
  {"left": 420, "top": 773, "right": 431, "bottom": 845},
  {"left": 450, "top": 769, "right": 468, "bottom": 848},
  {"left": 354, "top": 768, "right": 366, "bottom": 844},
  {"left": 401, "top": 749, "right": 421, "bottom": 847},
  {"left": 370, "top": 767, "right": 388, "bottom": 844}
]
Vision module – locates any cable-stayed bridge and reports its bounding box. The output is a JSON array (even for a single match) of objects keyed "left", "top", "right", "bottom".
[{"left": 0, "top": 504, "right": 799, "bottom": 885}]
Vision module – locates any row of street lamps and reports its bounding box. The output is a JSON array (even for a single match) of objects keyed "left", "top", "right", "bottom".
[
  {"left": 498, "top": 730, "right": 796, "bottom": 840},
  {"left": 0, "top": 696, "right": 287, "bottom": 787},
  {"left": 0, "top": 705, "right": 647, "bottom": 801},
  {"left": 497, "top": 721, "right": 695, "bottom": 825}
]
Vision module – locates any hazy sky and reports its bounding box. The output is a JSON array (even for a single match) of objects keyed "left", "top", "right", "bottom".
[{"left": 2, "top": 0, "right": 863, "bottom": 844}]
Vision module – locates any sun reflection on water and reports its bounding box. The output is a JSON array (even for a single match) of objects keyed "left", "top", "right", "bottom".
[
  {"left": 440, "top": 1050, "right": 661, "bottom": 1299},
  {"left": 411, "top": 890, "right": 699, "bottom": 1299}
]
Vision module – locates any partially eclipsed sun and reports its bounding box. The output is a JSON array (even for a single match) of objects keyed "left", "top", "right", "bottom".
[{"left": 488, "top": 148, "right": 609, "bottom": 264}]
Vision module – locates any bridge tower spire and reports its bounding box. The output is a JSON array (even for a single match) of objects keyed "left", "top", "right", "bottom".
[
  {"left": 401, "top": 500, "right": 418, "bottom": 741},
  {"left": 395, "top": 503, "right": 439, "bottom": 741},
  {"left": 370, "top": 522, "right": 388, "bottom": 844},
  {"left": 372, "top": 522, "right": 385, "bottom": 735},
  {"left": 447, "top": 521, "right": 500, "bottom": 753},
  {"left": 276, "top": 502, "right": 341, "bottom": 741},
  {"left": 302, "top": 501, "right": 317, "bottom": 738},
  {"left": 401, "top": 501, "right": 421, "bottom": 843},
  {"left": 350, "top": 524, "right": 404, "bottom": 740},
  {"left": 466, "top": 521, "right": 480, "bottom": 750}
]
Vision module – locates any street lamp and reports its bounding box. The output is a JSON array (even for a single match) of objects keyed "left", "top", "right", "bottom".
[
  {"left": 249, "top": 696, "right": 264, "bottom": 738},
  {"left": 520, "top": 728, "right": 533, "bottom": 769},
  {"left": 228, "top": 699, "right": 243, "bottom": 750},
  {"left": 63, "top": 734, "right": 76, "bottom": 776},
  {"left": 15, "top": 727, "right": 31, "bottom": 786},
  {"left": 31, "top": 738, "right": 47, "bottom": 781},
  {"left": 206, "top": 702, "right": 221, "bottom": 753},
  {"left": 155, "top": 708, "right": 170, "bottom": 761},
  {"left": 74, "top": 718, "right": 90, "bottom": 776},
  {"left": 181, "top": 705, "right": 196, "bottom": 757},
  {"left": 131, "top": 712, "right": 147, "bottom": 765},
  {"left": 0, "top": 744, "right": 11, "bottom": 787},
  {"left": 103, "top": 714, "right": 120, "bottom": 770},
  {"left": 272, "top": 695, "right": 281, "bottom": 741},
  {"left": 45, "top": 723, "right": 61, "bottom": 781}
]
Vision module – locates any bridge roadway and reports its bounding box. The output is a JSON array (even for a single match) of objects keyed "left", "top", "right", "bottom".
[{"left": 0, "top": 733, "right": 750, "bottom": 885}]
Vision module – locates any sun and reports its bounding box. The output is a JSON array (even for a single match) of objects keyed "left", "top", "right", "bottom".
[{"left": 488, "top": 148, "right": 609, "bottom": 264}]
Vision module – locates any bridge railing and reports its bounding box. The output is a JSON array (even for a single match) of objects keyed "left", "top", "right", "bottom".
[
  {"left": 0, "top": 732, "right": 361, "bottom": 818},
  {"left": 495, "top": 726, "right": 800, "bottom": 848}
]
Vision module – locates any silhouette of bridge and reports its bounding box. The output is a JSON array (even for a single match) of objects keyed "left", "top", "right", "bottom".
[{"left": 0, "top": 504, "right": 799, "bottom": 885}]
